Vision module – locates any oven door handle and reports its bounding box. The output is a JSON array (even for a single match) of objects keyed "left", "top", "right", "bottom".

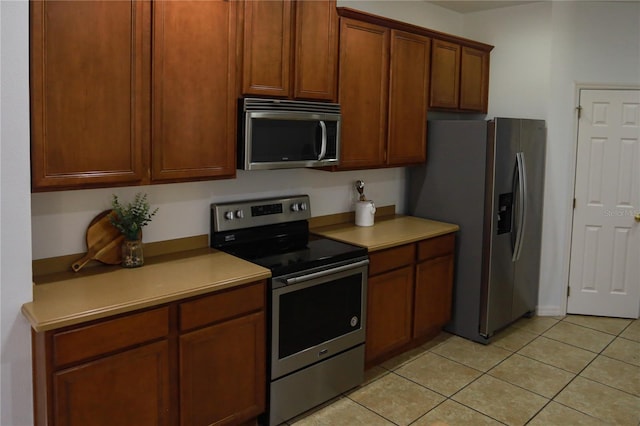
[{"left": 282, "top": 259, "right": 369, "bottom": 286}]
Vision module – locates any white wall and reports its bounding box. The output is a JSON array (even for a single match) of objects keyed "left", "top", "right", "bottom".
[
  {"left": 31, "top": 168, "right": 406, "bottom": 259},
  {"left": 1, "top": 1, "right": 34, "bottom": 424},
  {"left": 463, "top": 1, "right": 640, "bottom": 315},
  {"left": 338, "top": 0, "right": 463, "bottom": 34},
  {"left": 464, "top": 2, "right": 552, "bottom": 119}
]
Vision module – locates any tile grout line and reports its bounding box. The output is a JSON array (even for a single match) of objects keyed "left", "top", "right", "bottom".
[
  {"left": 341, "top": 393, "right": 401, "bottom": 426},
  {"left": 437, "top": 318, "right": 561, "bottom": 425},
  {"left": 527, "top": 316, "right": 638, "bottom": 424},
  {"left": 418, "top": 331, "right": 531, "bottom": 425}
]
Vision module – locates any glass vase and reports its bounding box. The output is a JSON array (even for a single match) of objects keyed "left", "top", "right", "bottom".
[{"left": 122, "top": 239, "right": 144, "bottom": 268}]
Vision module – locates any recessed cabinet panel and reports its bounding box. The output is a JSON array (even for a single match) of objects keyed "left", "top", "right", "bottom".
[
  {"left": 338, "top": 18, "right": 389, "bottom": 168},
  {"left": 368, "top": 244, "right": 415, "bottom": 276},
  {"left": 387, "top": 30, "right": 430, "bottom": 165},
  {"left": 429, "top": 39, "right": 460, "bottom": 110},
  {"left": 30, "top": 0, "right": 150, "bottom": 190},
  {"left": 53, "top": 306, "right": 169, "bottom": 367},
  {"left": 414, "top": 254, "right": 455, "bottom": 339},
  {"left": 54, "top": 341, "right": 170, "bottom": 426},
  {"left": 366, "top": 266, "right": 414, "bottom": 363},
  {"left": 294, "top": 0, "right": 339, "bottom": 101},
  {"left": 460, "top": 46, "right": 490, "bottom": 112},
  {"left": 180, "top": 312, "right": 266, "bottom": 426},
  {"left": 242, "top": 0, "right": 293, "bottom": 97},
  {"left": 152, "top": 0, "right": 237, "bottom": 181}
]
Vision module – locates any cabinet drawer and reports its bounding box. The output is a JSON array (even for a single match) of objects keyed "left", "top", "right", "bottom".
[
  {"left": 180, "top": 281, "right": 265, "bottom": 332},
  {"left": 417, "top": 233, "right": 455, "bottom": 261},
  {"left": 53, "top": 307, "right": 170, "bottom": 367},
  {"left": 369, "top": 244, "right": 415, "bottom": 276}
]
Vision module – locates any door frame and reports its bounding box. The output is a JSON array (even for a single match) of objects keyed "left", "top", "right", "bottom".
[{"left": 564, "top": 83, "right": 640, "bottom": 315}]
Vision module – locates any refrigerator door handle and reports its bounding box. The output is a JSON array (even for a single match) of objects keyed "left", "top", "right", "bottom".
[{"left": 512, "top": 152, "right": 527, "bottom": 261}]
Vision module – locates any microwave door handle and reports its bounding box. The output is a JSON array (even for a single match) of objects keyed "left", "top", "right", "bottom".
[{"left": 318, "top": 120, "right": 327, "bottom": 160}]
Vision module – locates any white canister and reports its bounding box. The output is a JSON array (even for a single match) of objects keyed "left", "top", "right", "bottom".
[{"left": 355, "top": 200, "right": 376, "bottom": 227}]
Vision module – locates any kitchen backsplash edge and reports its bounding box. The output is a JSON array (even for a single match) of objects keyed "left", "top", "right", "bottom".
[{"left": 32, "top": 205, "right": 396, "bottom": 278}]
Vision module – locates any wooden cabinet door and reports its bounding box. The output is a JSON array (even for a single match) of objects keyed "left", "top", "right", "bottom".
[
  {"left": 294, "top": 0, "right": 338, "bottom": 101},
  {"left": 242, "top": 0, "right": 293, "bottom": 97},
  {"left": 338, "top": 18, "right": 389, "bottom": 169},
  {"left": 152, "top": 0, "right": 236, "bottom": 182},
  {"left": 54, "top": 341, "right": 170, "bottom": 426},
  {"left": 180, "top": 312, "right": 266, "bottom": 426},
  {"left": 414, "top": 254, "right": 455, "bottom": 339},
  {"left": 460, "top": 46, "right": 490, "bottom": 112},
  {"left": 429, "top": 39, "right": 460, "bottom": 110},
  {"left": 387, "top": 30, "right": 430, "bottom": 166},
  {"left": 366, "top": 266, "right": 414, "bottom": 364},
  {"left": 30, "top": 0, "right": 150, "bottom": 191}
]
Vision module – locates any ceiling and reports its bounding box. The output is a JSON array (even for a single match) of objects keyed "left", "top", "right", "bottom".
[{"left": 427, "top": 1, "right": 540, "bottom": 14}]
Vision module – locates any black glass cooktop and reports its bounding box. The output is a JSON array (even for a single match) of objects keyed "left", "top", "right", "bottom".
[
  {"left": 211, "top": 226, "right": 365, "bottom": 278},
  {"left": 211, "top": 219, "right": 367, "bottom": 277},
  {"left": 245, "top": 237, "right": 367, "bottom": 277}
]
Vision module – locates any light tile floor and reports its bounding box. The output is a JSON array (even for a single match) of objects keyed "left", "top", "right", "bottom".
[{"left": 287, "top": 315, "right": 640, "bottom": 426}]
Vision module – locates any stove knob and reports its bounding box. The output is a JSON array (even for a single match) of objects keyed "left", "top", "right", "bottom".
[
  {"left": 235, "top": 209, "right": 244, "bottom": 219},
  {"left": 299, "top": 202, "right": 308, "bottom": 211},
  {"left": 224, "top": 211, "right": 234, "bottom": 220},
  {"left": 291, "top": 203, "right": 300, "bottom": 212}
]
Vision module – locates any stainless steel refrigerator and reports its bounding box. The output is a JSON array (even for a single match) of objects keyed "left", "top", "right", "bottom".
[{"left": 407, "top": 118, "right": 546, "bottom": 344}]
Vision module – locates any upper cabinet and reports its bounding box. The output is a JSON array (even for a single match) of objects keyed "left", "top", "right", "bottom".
[
  {"left": 337, "top": 11, "right": 430, "bottom": 169},
  {"left": 459, "top": 46, "right": 490, "bottom": 112},
  {"left": 429, "top": 40, "right": 460, "bottom": 110},
  {"left": 241, "top": 0, "right": 339, "bottom": 101},
  {"left": 294, "top": 0, "right": 339, "bottom": 100},
  {"left": 30, "top": 0, "right": 151, "bottom": 190},
  {"left": 337, "top": 18, "right": 389, "bottom": 169},
  {"left": 241, "top": 0, "right": 292, "bottom": 97},
  {"left": 30, "top": 0, "right": 238, "bottom": 191},
  {"left": 30, "top": 2, "right": 493, "bottom": 191},
  {"left": 151, "top": 0, "right": 237, "bottom": 182},
  {"left": 387, "top": 30, "right": 430, "bottom": 166},
  {"left": 430, "top": 39, "right": 490, "bottom": 113},
  {"left": 335, "top": 8, "right": 492, "bottom": 170}
]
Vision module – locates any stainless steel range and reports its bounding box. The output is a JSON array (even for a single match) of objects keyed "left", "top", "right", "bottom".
[{"left": 210, "top": 195, "right": 368, "bottom": 425}]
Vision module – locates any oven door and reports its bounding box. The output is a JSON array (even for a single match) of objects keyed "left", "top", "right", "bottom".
[{"left": 270, "top": 258, "right": 368, "bottom": 380}]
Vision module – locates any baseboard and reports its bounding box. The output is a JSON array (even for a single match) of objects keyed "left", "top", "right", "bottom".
[{"left": 536, "top": 305, "right": 565, "bottom": 317}]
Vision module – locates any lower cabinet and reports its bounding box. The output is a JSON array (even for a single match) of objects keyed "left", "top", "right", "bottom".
[
  {"left": 365, "top": 234, "right": 455, "bottom": 366},
  {"left": 180, "top": 312, "right": 265, "bottom": 426},
  {"left": 53, "top": 341, "right": 171, "bottom": 426},
  {"left": 414, "top": 254, "right": 454, "bottom": 339},
  {"left": 366, "top": 266, "right": 414, "bottom": 362},
  {"left": 32, "top": 281, "right": 266, "bottom": 426}
]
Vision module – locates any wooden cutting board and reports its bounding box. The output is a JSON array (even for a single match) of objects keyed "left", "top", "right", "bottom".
[{"left": 71, "top": 210, "right": 124, "bottom": 272}]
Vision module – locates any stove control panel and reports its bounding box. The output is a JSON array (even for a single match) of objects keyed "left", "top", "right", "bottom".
[
  {"left": 223, "top": 209, "right": 245, "bottom": 220},
  {"left": 211, "top": 195, "right": 311, "bottom": 232},
  {"left": 290, "top": 201, "right": 308, "bottom": 212}
]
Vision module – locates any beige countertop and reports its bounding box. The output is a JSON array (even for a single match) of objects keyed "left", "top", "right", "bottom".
[
  {"left": 312, "top": 215, "right": 459, "bottom": 252},
  {"left": 22, "top": 249, "right": 271, "bottom": 332},
  {"left": 24, "top": 215, "right": 457, "bottom": 333}
]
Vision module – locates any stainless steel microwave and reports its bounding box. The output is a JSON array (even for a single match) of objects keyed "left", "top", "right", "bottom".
[{"left": 238, "top": 98, "right": 341, "bottom": 170}]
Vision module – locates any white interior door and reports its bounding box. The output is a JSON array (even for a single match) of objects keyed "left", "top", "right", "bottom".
[{"left": 567, "top": 88, "right": 640, "bottom": 319}]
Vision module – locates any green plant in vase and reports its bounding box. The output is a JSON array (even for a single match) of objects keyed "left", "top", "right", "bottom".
[{"left": 110, "top": 193, "right": 158, "bottom": 267}]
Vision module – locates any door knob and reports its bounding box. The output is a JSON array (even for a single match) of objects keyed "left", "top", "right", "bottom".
[{"left": 635, "top": 213, "right": 640, "bottom": 223}]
